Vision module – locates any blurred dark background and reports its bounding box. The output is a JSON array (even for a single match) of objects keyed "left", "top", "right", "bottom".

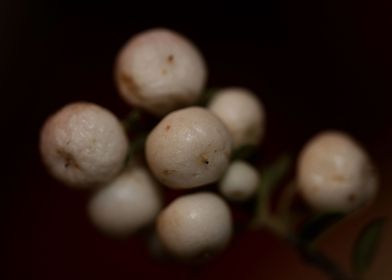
[{"left": 2, "top": 1, "right": 392, "bottom": 279}]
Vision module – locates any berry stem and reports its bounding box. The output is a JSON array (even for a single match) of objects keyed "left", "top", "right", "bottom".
[
  {"left": 277, "top": 180, "right": 297, "bottom": 225},
  {"left": 251, "top": 154, "right": 292, "bottom": 229}
]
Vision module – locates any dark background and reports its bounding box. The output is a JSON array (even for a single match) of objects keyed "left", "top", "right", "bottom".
[{"left": 2, "top": 1, "right": 392, "bottom": 279}]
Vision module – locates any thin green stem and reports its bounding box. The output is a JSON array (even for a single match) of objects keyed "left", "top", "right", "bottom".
[
  {"left": 124, "top": 133, "right": 146, "bottom": 166},
  {"left": 277, "top": 180, "right": 297, "bottom": 225},
  {"left": 251, "top": 155, "right": 292, "bottom": 229}
]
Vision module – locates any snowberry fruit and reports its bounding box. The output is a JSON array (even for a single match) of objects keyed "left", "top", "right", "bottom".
[
  {"left": 208, "top": 87, "right": 266, "bottom": 148},
  {"left": 88, "top": 164, "right": 162, "bottom": 236},
  {"left": 297, "top": 131, "right": 378, "bottom": 212},
  {"left": 146, "top": 107, "right": 232, "bottom": 189},
  {"left": 157, "top": 192, "right": 232, "bottom": 261},
  {"left": 115, "top": 28, "right": 207, "bottom": 116},
  {"left": 40, "top": 102, "right": 129, "bottom": 188},
  {"left": 219, "top": 160, "right": 260, "bottom": 202}
]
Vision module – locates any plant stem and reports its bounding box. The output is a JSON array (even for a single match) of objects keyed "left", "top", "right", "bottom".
[
  {"left": 251, "top": 155, "right": 292, "bottom": 229},
  {"left": 124, "top": 133, "right": 146, "bottom": 166},
  {"left": 277, "top": 180, "right": 297, "bottom": 224}
]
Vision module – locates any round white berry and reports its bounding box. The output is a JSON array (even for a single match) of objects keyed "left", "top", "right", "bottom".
[
  {"left": 115, "top": 28, "right": 207, "bottom": 116},
  {"left": 157, "top": 192, "right": 232, "bottom": 261},
  {"left": 219, "top": 160, "right": 260, "bottom": 202},
  {"left": 297, "top": 131, "right": 378, "bottom": 212},
  {"left": 146, "top": 107, "right": 232, "bottom": 189},
  {"left": 88, "top": 164, "right": 162, "bottom": 236},
  {"left": 208, "top": 87, "right": 266, "bottom": 148},
  {"left": 40, "top": 102, "right": 129, "bottom": 188}
]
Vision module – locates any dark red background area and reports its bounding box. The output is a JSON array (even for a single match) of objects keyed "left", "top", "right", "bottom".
[{"left": 2, "top": 1, "right": 392, "bottom": 279}]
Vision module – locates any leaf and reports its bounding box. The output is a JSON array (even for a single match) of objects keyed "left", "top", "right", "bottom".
[
  {"left": 351, "top": 218, "right": 386, "bottom": 276},
  {"left": 299, "top": 212, "right": 345, "bottom": 244},
  {"left": 263, "top": 154, "right": 292, "bottom": 194},
  {"left": 251, "top": 154, "right": 292, "bottom": 228},
  {"left": 197, "top": 88, "right": 219, "bottom": 106},
  {"left": 231, "top": 145, "right": 258, "bottom": 160}
]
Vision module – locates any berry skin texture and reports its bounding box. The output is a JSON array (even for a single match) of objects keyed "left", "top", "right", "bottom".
[
  {"left": 115, "top": 28, "right": 207, "bottom": 116},
  {"left": 219, "top": 160, "right": 260, "bottom": 202},
  {"left": 208, "top": 87, "right": 266, "bottom": 148},
  {"left": 297, "top": 131, "right": 378, "bottom": 213},
  {"left": 88, "top": 164, "right": 162, "bottom": 236},
  {"left": 146, "top": 107, "right": 232, "bottom": 189},
  {"left": 157, "top": 192, "right": 232, "bottom": 261},
  {"left": 40, "top": 102, "right": 129, "bottom": 188}
]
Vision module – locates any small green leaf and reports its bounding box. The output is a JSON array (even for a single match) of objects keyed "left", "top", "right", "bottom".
[
  {"left": 231, "top": 145, "right": 258, "bottom": 160},
  {"left": 299, "top": 212, "right": 345, "bottom": 244},
  {"left": 197, "top": 88, "right": 219, "bottom": 106},
  {"left": 352, "top": 218, "right": 386, "bottom": 276},
  {"left": 251, "top": 154, "right": 292, "bottom": 228},
  {"left": 263, "top": 154, "right": 292, "bottom": 193}
]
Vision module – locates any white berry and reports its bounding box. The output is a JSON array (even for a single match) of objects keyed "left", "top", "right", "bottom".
[
  {"left": 40, "top": 102, "right": 129, "bottom": 188},
  {"left": 157, "top": 192, "right": 232, "bottom": 261},
  {"left": 208, "top": 87, "right": 266, "bottom": 148},
  {"left": 219, "top": 160, "right": 260, "bottom": 202},
  {"left": 88, "top": 164, "right": 162, "bottom": 236},
  {"left": 115, "top": 28, "right": 207, "bottom": 116},
  {"left": 297, "top": 131, "right": 378, "bottom": 212},
  {"left": 146, "top": 107, "right": 232, "bottom": 189}
]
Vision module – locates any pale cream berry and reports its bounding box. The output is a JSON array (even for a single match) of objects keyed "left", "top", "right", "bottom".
[
  {"left": 297, "top": 131, "right": 378, "bottom": 212},
  {"left": 146, "top": 107, "right": 232, "bottom": 189},
  {"left": 219, "top": 160, "right": 260, "bottom": 202},
  {"left": 157, "top": 192, "right": 232, "bottom": 261},
  {"left": 208, "top": 87, "right": 266, "bottom": 148},
  {"left": 40, "top": 102, "right": 129, "bottom": 188},
  {"left": 115, "top": 28, "right": 207, "bottom": 116},
  {"left": 88, "top": 164, "right": 162, "bottom": 236}
]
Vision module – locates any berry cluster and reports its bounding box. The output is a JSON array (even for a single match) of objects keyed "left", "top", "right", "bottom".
[{"left": 39, "top": 28, "right": 378, "bottom": 265}]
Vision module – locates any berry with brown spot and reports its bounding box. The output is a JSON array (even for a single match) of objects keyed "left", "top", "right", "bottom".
[
  {"left": 146, "top": 107, "right": 232, "bottom": 189},
  {"left": 297, "top": 131, "right": 378, "bottom": 212},
  {"left": 115, "top": 28, "right": 207, "bottom": 116},
  {"left": 40, "top": 102, "right": 129, "bottom": 188}
]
